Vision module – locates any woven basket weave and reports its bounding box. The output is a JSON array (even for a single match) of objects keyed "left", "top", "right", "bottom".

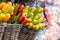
[
  {"left": 18, "top": 27, "right": 37, "bottom": 40},
  {"left": 0, "top": 24, "right": 5, "bottom": 40},
  {"left": 2, "top": 24, "right": 22, "bottom": 40}
]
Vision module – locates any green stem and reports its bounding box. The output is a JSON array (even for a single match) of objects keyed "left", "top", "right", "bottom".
[
  {"left": 0, "top": 0, "right": 2, "bottom": 2},
  {"left": 32, "top": 7, "right": 39, "bottom": 21}
]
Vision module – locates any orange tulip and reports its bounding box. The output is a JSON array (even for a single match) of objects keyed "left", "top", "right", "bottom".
[
  {"left": 3, "top": 14, "right": 10, "bottom": 22},
  {"left": 2, "top": 4, "right": 11, "bottom": 12},
  {"left": 0, "top": 2, "right": 6, "bottom": 9}
]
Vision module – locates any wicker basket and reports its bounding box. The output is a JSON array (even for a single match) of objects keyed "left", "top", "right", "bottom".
[
  {"left": 2, "top": 24, "right": 22, "bottom": 40},
  {"left": 18, "top": 27, "right": 37, "bottom": 40},
  {"left": 0, "top": 24, "right": 5, "bottom": 40}
]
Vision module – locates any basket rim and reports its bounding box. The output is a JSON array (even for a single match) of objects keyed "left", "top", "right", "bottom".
[
  {"left": 7, "top": 24, "right": 23, "bottom": 25},
  {"left": 0, "top": 24, "right": 23, "bottom": 28}
]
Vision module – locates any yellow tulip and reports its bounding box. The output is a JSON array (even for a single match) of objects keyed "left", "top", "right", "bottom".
[
  {"left": 38, "top": 8, "right": 43, "bottom": 13},
  {"left": 0, "top": 13, "right": 4, "bottom": 21},
  {"left": 35, "top": 14, "right": 42, "bottom": 20},
  {"left": 29, "top": 23, "right": 33, "bottom": 27},
  {"left": 31, "top": 8, "right": 36, "bottom": 13},
  {"left": 33, "top": 25, "right": 39, "bottom": 30},
  {"left": 11, "top": 6, "right": 14, "bottom": 12},
  {"left": 7, "top": 2, "right": 12, "bottom": 6},
  {"left": 40, "top": 23, "right": 45, "bottom": 28},
  {"left": 23, "top": 12, "right": 27, "bottom": 16},
  {"left": 29, "top": 12, "right": 33, "bottom": 18}
]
